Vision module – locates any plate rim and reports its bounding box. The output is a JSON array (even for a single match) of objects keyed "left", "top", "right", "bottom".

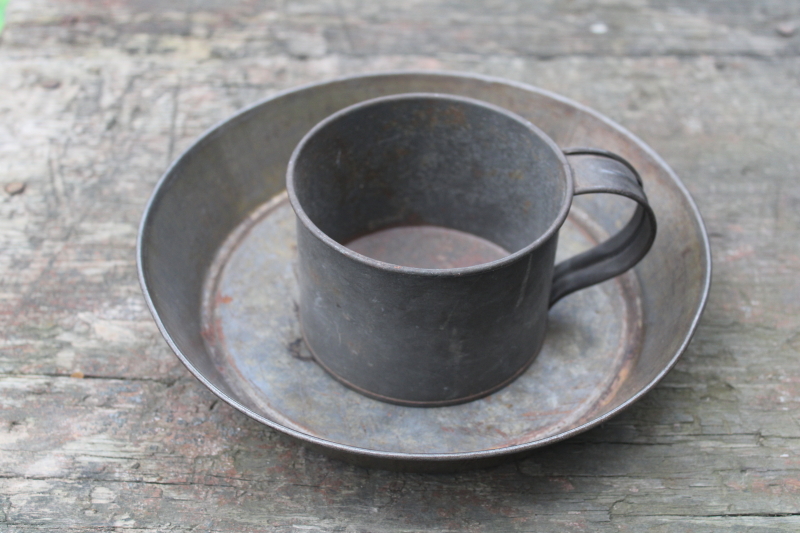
[{"left": 137, "top": 69, "right": 712, "bottom": 464}]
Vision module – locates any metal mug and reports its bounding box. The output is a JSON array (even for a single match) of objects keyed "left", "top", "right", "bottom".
[{"left": 286, "top": 93, "right": 656, "bottom": 407}]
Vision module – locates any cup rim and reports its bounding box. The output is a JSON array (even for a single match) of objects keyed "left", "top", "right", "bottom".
[{"left": 286, "top": 92, "right": 574, "bottom": 276}]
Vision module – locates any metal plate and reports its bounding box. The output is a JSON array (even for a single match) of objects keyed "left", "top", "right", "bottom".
[{"left": 138, "top": 71, "right": 711, "bottom": 471}]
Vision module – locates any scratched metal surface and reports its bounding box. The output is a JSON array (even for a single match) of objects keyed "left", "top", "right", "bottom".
[
  {"left": 138, "top": 72, "right": 709, "bottom": 467},
  {"left": 201, "top": 194, "right": 641, "bottom": 455}
]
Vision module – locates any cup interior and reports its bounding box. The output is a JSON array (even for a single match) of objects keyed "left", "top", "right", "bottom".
[{"left": 288, "top": 94, "right": 568, "bottom": 259}]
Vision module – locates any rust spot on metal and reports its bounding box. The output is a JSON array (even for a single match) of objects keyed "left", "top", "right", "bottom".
[
  {"left": 200, "top": 317, "right": 225, "bottom": 345},
  {"left": 442, "top": 103, "right": 469, "bottom": 126},
  {"left": 288, "top": 338, "right": 313, "bottom": 361}
]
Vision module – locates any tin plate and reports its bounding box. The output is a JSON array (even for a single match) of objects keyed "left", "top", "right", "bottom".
[{"left": 138, "top": 71, "right": 711, "bottom": 470}]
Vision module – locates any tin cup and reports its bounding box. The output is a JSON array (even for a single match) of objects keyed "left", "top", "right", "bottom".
[{"left": 286, "top": 93, "right": 656, "bottom": 406}]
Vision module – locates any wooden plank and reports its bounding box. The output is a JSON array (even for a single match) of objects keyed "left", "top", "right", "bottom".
[
  {"left": 2, "top": 0, "right": 798, "bottom": 59},
  {"left": 1, "top": 0, "right": 800, "bottom": 530}
]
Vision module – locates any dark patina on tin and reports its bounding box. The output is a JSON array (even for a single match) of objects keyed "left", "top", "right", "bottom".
[
  {"left": 137, "top": 71, "right": 710, "bottom": 471},
  {"left": 287, "top": 94, "right": 656, "bottom": 406}
]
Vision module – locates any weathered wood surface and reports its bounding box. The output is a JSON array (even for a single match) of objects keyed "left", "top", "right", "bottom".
[{"left": 1, "top": 0, "right": 800, "bottom": 530}]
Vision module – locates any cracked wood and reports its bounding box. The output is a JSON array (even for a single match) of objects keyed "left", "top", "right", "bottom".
[{"left": 1, "top": 0, "right": 800, "bottom": 531}]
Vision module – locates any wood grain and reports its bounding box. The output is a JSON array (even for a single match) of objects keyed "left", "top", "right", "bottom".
[{"left": 1, "top": 0, "right": 799, "bottom": 530}]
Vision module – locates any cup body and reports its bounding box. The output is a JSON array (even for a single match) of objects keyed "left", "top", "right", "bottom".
[{"left": 287, "top": 93, "right": 573, "bottom": 406}]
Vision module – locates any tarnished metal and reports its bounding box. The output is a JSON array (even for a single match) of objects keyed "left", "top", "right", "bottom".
[
  {"left": 137, "top": 71, "right": 711, "bottom": 471},
  {"left": 286, "top": 93, "right": 656, "bottom": 406}
]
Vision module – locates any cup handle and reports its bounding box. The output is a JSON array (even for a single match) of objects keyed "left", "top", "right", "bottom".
[{"left": 549, "top": 148, "right": 657, "bottom": 307}]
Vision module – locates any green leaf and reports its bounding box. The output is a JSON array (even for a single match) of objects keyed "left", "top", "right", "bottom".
[{"left": 0, "top": 0, "right": 8, "bottom": 35}]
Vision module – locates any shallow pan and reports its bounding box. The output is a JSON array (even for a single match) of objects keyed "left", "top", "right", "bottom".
[{"left": 137, "top": 71, "right": 711, "bottom": 471}]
